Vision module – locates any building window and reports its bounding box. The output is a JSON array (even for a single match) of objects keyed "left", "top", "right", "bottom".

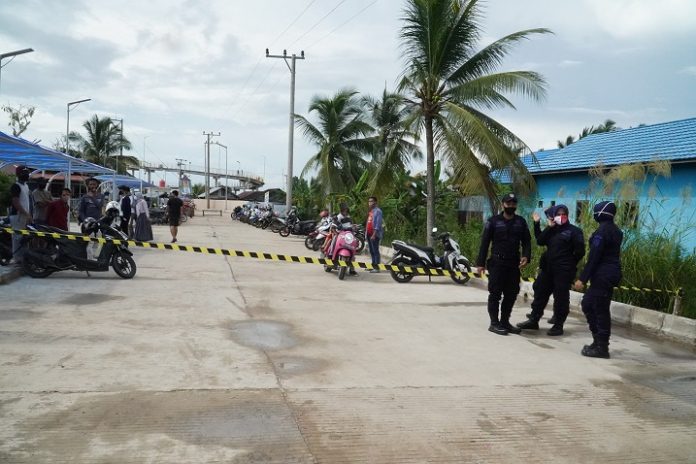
[
  {"left": 550, "top": 200, "right": 556, "bottom": 207},
  {"left": 538, "top": 200, "right": 544, "bottom": 208},
  {"left": 576, "top": 200, "right": 590, "bottom": 222},
  {"left": 619, "top": 201, "right": 639, "bottom": 228}
]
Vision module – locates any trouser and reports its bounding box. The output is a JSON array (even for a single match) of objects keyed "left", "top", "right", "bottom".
[
  {"left": 9, "top": 214, "right": 28, "bottom": 263},
  {"left": 368, "top": 237, "right": 381, "bottom": 265},
  {"left": 581, "top": 280, "right": 617, "bottom": 343},
  {"left": 487, "top": 260, "right": 520, "bottom": 324},
  {"left": 120, "top": 217, "right": 130, "bottom": 234},
  {"left": 529, "top": 267, "right": 575, "bottom": 325}
]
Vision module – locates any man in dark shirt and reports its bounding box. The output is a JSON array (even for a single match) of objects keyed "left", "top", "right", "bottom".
[
  {"left": 574, "top": 201, "right": 623, "bottom": 359},
  {"left": 476, "top": 193, "right": 532, "bottom": 335},
  {"left": 77, "top": 177, "right": 103, "bottom": 231},
  {"left": 517, "top": 205, "right": 585, "bottom": 336},
  {"left": 46, "top": 188, "right": 72, "bottom": 231},
  {"left": 167, "top": 190, "right": 184, "bottom": 243},
  {"left": 119, "top": 186, "right": 132, "bottom": 234}
]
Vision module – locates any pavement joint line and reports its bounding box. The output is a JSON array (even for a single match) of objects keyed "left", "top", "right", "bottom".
[{"left": 3, "top": 227, "right": 682, "bottom": 295}]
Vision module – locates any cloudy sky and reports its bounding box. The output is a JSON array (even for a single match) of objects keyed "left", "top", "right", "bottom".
[{"left": 2, "top": 0, "right": 695, "bottom": 189}]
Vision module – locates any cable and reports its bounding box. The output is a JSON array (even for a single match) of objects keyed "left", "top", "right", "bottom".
[
  {"left": 230, "top": 61, "right": 281, "bottom": 120},
  {"left": 307, "top": 0, "right": 378, "bottom": 48},
  {"left": 290, "top": 0, "right": 349, "bottom": 46},
  {"left": 269, "top": 0, "right": 318, "bottom": 47}
]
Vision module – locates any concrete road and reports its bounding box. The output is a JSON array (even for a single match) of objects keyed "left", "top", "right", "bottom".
[{"left": 1, "top": 216, "right": 695, "bottom": 463}]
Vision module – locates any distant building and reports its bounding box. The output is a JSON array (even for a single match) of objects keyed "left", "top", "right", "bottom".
[{"left": 493, "top": 117, "right": 696, "bottom": 252}]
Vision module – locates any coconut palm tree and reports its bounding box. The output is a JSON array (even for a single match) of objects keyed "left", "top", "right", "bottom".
[
  {"left": 75, "top": 115, "right": 137, "bottom": 174},
  {"left": 399, "top": 0, "right": 550, "bottom": 244},
  {"left": 295, "top": 89, "right": 374, "bottom": 198},
  {"left": 361, "top": 89, "right": 422, "bottom": 197},
  {"left": 558, "top": 119, "right": 619, "bottom": 148}
]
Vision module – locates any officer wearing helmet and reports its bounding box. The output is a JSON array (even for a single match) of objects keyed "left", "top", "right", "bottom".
[
  {"left": 517, "top": 204, "right": 585, "bottom": 336},
  {"left": 574, "top": 201, "right": 623, "bottom": 359},
  {"left": 476, "top": 193, "right": 532, "bottom": 335}
]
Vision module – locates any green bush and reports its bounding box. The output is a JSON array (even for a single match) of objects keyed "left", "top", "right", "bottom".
[{"left": 0, "top": 172, "right": 13, "bottom": 215}]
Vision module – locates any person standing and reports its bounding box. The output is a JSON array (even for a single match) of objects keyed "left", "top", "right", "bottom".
[
  {"left": 574, "top": 201, "right": 623, "bottom": 359},
  {"left": 119, "top": 186, "right": 132, "bottom": 234},
  {"left": 167, "top": 190, "right": 184, "bottom": 243},
  {"left": 133, "top": 193, "right": 153, "bottom": 242},
  {"left": 366, "top": 196, "right": 383, "bottom": 273},
  {"left": 517, "top": 205, "right": 585, "bottom": 336},
  {"left": 77, "top": 177, "right": 103, "bottom": 232},
  {"left": 8, "top": 166, "right": 32, "bottom": 265},
  {"left": 45, "top": 188, "right": 72, "bottom": 231},
  {"left": 31, "top": 178, "right": 52, "bottom": 225},
  {"left": 476, "top": 193, "right": 531, "bottom": 335}
]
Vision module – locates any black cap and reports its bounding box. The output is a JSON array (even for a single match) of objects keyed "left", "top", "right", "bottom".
[{"left": 501, "top": 193, "right": 518, "bottom": 203}]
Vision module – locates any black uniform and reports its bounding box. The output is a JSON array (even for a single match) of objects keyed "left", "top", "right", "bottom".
[
  {"left": 528, "top": 215, "right": 585, "bottom": 326},
  {"left": 477, "top": 213, "right": 531, "bottom": 325},
  {"left": 579, "top": 219, "right": 623, "bottom": 347}
]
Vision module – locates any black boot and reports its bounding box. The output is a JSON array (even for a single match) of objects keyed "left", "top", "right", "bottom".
[
  {"left": 500, "top": 321, "right": 521, "bottom": 335},
  {"left": 547, "top": 315, "right": 557, "bottom": 325},
  {"left": 547, "top": 325, "right": 564, "bottom": 336},
  {"left": 488, "top": 322, "right": 508, "bottom": 336},
  {"left": 581, "top": 339, "right": 610, "bottom": 358},
  {"left": 581, "top": 335, "right": 598, "bottom": 354},
  {"left": 516, "top": 318, "right": 539, "bottom": 330}
]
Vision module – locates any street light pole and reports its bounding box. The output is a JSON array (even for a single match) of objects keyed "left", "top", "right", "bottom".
[
  {"left": 140, "top": 135, "right": 149, "bottom": 192},
  {"left": 266, "top": 48, "right": 305, "bottom": 213},
  {"left": 111, "top": 118, "right": 124, "bottom": 200},
  {"left": 212, "top": 142, "right": 228, "bottom": 208},
  {"left": 203, "top": 131, "right": 220, "bottom": 209},
  {"left": 0, "top": 48, "right": 34, "bottom": 95},
  {"left": 66, "top": 98, "right": 91, "bottom": 190}
]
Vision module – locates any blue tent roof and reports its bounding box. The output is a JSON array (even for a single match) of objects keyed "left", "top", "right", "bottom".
[
  {"left": 523, "top": 117, "right": 696, "bottom": 175},
  {"left": 0, "top": 130, "right": 113, "bottom": 174}
]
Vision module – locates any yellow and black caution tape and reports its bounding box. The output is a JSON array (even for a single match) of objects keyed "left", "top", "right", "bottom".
[{"left": 2, "top": 227, "right": 683, "bottom": 296}]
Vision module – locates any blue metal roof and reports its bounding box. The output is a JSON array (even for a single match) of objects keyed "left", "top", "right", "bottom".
[
  {"left": 94, "top": 174, "right": 156, "bottom": 190},
  {"left": 0, "top": 130, "right": 113, "bottom": 174},
  {"left": 524, "top": 117, "right": 696, "bottom": 175}
]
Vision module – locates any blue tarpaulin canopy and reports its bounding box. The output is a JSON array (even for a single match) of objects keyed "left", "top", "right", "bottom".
[{"left": 0, "top": 130, "right": 114, "bottom": 174}]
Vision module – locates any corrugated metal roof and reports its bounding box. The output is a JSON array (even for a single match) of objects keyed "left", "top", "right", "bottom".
[{"left": 524, "top": 117, "right": 696, "bottom": 174}]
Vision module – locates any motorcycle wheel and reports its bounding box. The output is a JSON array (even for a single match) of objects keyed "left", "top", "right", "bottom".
[
  {"left": 22, "top": 253, "right": 54, "bottom": 278},
  {"left": 390, "top": 256, "right": 414, "bottom": 283},
  {"left": 279, "top": 226, "right": 290, "bottom": 237},
  {"left": 450, "top": 257, "right": 472, "bottom": 285},
  {"left": 356, "top": 237, "right": 365, "bottom": 254},
  {"left": 338, "top": 259, "right": 348, "bottom": 280},
  {"left": 304, "top": 236, "right": 315, "bottom": 250},
  {"left": 180, "top": 215, "right": 188, "bottom": 223},
  {"left": 312, "top": 237, "right": 325, "bottom": 251},
  {"left": 112, "top": 252, "right": 137, "bottom": 279}
]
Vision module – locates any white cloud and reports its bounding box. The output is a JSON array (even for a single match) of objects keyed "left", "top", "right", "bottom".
[
  {"left": 681, "top": 66, "right": 696, "bottom": 76},
  {"left": 558, "top": 60, "right": 582, "bottom": 67},
  {"left": 586, "top": 0, "right": 696, "bottom": 40}
]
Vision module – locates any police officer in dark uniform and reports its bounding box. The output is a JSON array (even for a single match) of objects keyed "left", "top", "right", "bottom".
[
  {"left": 517, "top": 204, "right": 585, "bottom": 336},
  {"left": 476, "top": 193, "right": 531, "bottom": 335},
  {"left": 574, "top": 201, "right": 623, "bottom": 358}
]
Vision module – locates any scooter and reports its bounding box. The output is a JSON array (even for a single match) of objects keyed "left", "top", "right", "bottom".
[
  {"left": 22, "top": 211, "right": 136, "bottom": 279},
  {"left": 322, "top": 219, "right": 358, "bottom": 280},
  {"left": 389, "top": 227, "right": 472, "bottom": 284}
]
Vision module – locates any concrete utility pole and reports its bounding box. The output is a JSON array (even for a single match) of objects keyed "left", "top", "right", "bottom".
[
  {"left": 266, "top": 48, "right": 305, "bottom": 214},
  {"left": 203, "top": 131, "right": 220, "bottom": 209}
]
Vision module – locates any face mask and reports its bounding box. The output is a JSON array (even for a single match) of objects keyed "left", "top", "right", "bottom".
[
  {"left": 503, "top": 207, "right": 517, "bottom": 215},
  {"left": 554, "top": 214, "right": 568, "bottom": 225}
]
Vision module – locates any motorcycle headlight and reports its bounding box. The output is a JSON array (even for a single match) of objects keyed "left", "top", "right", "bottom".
[{"left": 344, "top": 233, "right": 354, "bottom": 244}]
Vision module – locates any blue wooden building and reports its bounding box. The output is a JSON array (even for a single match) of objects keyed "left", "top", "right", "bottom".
[{"left": 495, "top": 117, "right": 696, "bottom": 253}]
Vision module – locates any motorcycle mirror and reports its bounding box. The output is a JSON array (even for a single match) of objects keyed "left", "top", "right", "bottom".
[{"left": 432, "top": 227, "right": 438, "bottom": 233}]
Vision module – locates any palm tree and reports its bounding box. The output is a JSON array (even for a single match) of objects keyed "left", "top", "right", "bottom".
[
  {"left": 75, "top": 115, "right": 137, "bottom": 174},
  {"left": 295, "top": 89, "right": 374, "bottom": 198},
  {"left": 558, "top": 119, "right": 619, "bottom": 148},
  {"left": 361, "top": 89, "right": 422, "bottom": 197},
  {"left": 399, "top": 0, "right": 550, "bottom": 244}
]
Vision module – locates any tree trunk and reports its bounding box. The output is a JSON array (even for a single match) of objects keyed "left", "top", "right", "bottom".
[{"left": 425, "top": 115, "right": 435, "bottom": 247}]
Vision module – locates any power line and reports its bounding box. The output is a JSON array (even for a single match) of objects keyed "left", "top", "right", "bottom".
[
  {"left": 307, "top": 0, "right": 379, "bottom": 48},
  {"left": 269, "top": 0, "right": 318, "bottom": 47},
  {"left": 290, "top": 0, "right": 349, "bottom": 46}
]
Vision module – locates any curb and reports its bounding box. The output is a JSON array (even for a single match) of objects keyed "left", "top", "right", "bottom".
[{"left": 0, "top": 266, "right": 23, "bottom": 285}]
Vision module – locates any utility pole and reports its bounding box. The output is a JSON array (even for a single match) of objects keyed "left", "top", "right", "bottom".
[
  {"left": 266, "top": 48, "right": 305, "bottom": 214},
  {"left": 112, "top": 118, "right": 123, "bottom": 200},
  {"left": 202, "top": 131, "right": 220, "bottom": 209}
]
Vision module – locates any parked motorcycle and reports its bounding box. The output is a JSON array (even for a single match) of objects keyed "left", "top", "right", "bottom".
[
  {"left": 279, "top": 216, "right": 318, "bottom": 237},
  {"left": 322, "top": 218, "right": 358, "bottom": 280},
  {"left": 22, "top": 205, "right": 136, "bottom": 279},
  {"left": 389, "top": 228, "right": 472, "bottom": 284},
  {"left": 0, "top": 216, "right": 13, "bottom": 266}
]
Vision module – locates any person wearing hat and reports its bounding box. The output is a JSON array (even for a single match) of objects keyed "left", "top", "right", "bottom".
[
  {"left": 8, "top": 166, "right": 33, "bottom": 264},
  {"left": 476, "top": 193, "right": 532, "bottom": 335},
  {"left": 573, "top": 201, "right": 623, "bottom": 358},
  {"left": 517, "top": 204, "right": 585, "bottom": 336}
]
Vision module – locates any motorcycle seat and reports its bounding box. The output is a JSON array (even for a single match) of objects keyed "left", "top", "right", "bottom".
[{"left": 408, "top": 243, "right": 434, "bottom": 254}]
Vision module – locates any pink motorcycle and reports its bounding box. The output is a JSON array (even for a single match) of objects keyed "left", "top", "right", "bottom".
[{"left": 323, "top": 219, "right": 358, "bottom": 280}]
